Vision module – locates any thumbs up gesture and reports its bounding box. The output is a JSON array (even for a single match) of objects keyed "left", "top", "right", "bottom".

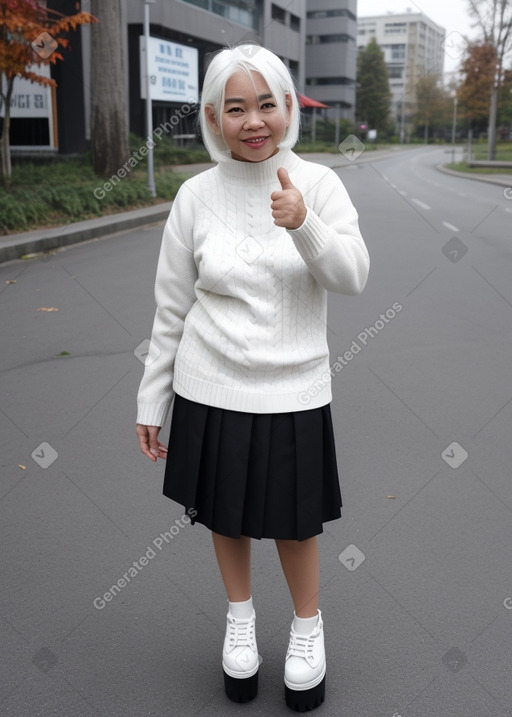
[{"left": 271, "top": 167, "right": 307, "bottom": 230}]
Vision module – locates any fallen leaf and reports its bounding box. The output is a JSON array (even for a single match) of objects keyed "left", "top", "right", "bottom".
[
  {"left": 6, "top": 279, "right": 16, "bottom": 284},
  {"left": 19, "top": 464, "right": 26, "bottom": 470},
  {"left": 387, "top": 495, "right": 396, "bottom": 499},
  {"left": 36, "top": 307, "right": 59, "bottom": 312}
]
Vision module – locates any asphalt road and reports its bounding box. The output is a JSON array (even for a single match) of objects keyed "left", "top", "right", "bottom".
[{"left": 1, "top": 146, "right": 511, "bottom": 716}]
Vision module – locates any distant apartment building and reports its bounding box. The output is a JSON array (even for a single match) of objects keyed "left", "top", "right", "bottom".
[
  {"left": 357, "top": 10, "right": 445, "bottom": 134},
  {"left": 305, "top": 0, "right": 358, "bottom": 121},
  {"left": 3, "top": 0, "right": 359, "bottom": 153}
]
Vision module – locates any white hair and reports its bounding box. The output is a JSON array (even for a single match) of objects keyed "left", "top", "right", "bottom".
[{"left": 199, "top": 44, "right": 301, "bottom": 163}]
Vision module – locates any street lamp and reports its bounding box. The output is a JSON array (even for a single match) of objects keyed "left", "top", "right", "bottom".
[{"left": 144, "top": 0, "right": 156, "bottom": 198}]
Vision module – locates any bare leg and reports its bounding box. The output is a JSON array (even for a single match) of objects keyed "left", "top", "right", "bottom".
[
  {"left": 212, "top": 532, "right": 251, "bottom": 602},
  {"left": 275, "top": 537, "right": 319, "bottom": 618}
]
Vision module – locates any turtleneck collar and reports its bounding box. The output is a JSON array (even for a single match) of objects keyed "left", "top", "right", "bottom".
[{"left": 216, "top": 148, "right": 300, "bottom": 186}]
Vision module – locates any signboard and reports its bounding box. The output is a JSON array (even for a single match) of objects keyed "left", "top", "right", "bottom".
[
  {"left": 140, "top": 37, "right": 199, "bottom": 103},
  {"left": 0, "top": 63, "right": 52, "bottom": 119}
]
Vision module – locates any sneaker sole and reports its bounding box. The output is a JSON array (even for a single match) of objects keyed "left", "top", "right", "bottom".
[
  {"left": 224, "top": 670, "right": 258, "bottom": 703},
  {"left": 285, "top": 674, "right": 325, "bottom": 712}
]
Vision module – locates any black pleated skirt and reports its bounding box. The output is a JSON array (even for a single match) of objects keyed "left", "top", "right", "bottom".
[{"left": 162, "top": 393, "right": 342, "bottom": 541}]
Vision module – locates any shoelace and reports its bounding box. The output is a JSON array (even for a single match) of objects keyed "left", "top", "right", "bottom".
[
  {"left": 227, "top": 615, "right": 256, "bottom": 650},
  {"left": 286, "top": 629, "right": 317, "bottom": 661}
]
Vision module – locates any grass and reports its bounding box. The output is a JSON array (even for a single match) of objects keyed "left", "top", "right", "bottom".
[{"left": 470, "top": 142, "right": 512, "bottom": 162}]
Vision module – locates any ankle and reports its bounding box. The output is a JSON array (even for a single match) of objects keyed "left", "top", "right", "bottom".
[
  {"left": 293, "top": 610, "right": 319, "bottom": 635},
  {"left": 228, "top": 595, "right": 254, "bottom": 619}
]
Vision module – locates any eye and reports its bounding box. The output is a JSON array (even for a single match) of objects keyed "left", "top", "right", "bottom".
[
  {"left": 227, "top": 107, "right": 243, "bottom": 113},
  {"left": 261, "top": 102, "right": 276, "bottom": 109}
]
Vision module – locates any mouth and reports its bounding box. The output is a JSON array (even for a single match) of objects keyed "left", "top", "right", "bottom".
[{"left": 242, "top": 136, "right": 270, "bottom": 147}]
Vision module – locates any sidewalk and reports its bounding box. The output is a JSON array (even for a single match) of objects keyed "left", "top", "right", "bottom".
[{"left": 2, "top": 146, "right": 509, "bottom": 264}]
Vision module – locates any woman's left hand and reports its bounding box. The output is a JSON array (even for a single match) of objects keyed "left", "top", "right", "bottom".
[{"left": 271, "top": 168, "right": 307, "bottom": 230}]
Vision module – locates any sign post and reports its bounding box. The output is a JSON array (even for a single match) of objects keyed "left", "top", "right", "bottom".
[{"left": 143, "top": 0, "right": 156, "bottom": 198}]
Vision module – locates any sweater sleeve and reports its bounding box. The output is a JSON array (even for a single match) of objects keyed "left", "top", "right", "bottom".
[
  {"left": 136, "top": 188, "right": 198, "bottom": 427},
  {"left": 287, "top": 167, "right": 370, "bottom": 295}
]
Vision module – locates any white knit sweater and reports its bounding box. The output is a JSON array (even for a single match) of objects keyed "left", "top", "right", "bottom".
[{"left": 137, "top": 148, "right": 369, "bottom": 426}]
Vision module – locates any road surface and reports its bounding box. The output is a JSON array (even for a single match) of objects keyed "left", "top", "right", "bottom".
[{"left": 1, "top": 146, "right": 511, "bottom": 716}]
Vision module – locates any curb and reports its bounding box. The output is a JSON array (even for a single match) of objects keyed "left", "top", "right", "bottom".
[
  {"left": 436, "top": 164, "right": 512, "bottom": 189},
  {"left": 0, "top": 202, "right": 173, "bottom": 265}
]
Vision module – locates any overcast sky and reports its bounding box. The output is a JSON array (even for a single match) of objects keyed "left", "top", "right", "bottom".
[{"left": 357, "top": 0, "right": 482, "bottom": 74}]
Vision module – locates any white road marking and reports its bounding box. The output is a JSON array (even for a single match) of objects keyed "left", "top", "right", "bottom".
[
  {"left": 442, "top": 221, "right": 460, "bottom": 232},
  {"left": 399, "top": 190, "right": 407, "bottom": 196},
  {"left": 391, "top": 183, "right": 397, "bottom": 189},
  {"left": 411, "top": 198, "right": 431, "bottom": 210}
]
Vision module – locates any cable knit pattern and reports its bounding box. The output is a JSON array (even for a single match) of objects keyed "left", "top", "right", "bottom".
[{"left": 136, "top": 149, "right": 369, "bottom": 426}]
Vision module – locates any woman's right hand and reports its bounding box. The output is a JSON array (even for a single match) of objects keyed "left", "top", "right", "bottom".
[{"left": 136, "top": 424, "right": 168, "bottom": 462}]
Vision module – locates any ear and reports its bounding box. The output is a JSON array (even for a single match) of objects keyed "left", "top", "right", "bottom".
[
  {"left": 204, "top": 104, "right": 221, "bottom": 135},
  {"left": 284, "top": 93, "right": 292, "bottom": 128}
]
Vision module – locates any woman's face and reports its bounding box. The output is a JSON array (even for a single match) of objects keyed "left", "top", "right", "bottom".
[{"left": 206, "top": 70, "right": 291, "bottom": 162}]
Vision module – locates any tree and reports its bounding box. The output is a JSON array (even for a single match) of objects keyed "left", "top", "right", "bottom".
[
  {"left": 414, "top": 74, "right": 448, "bottom": 142},
  {"left": 467, "top": 0, "right": 512, "bottom": 159},
  {"left": 458, "top": 43, "right": 497, "bottom": 134},
  {"left": 0, "top": 0, "right": 95, "bottom": 181},
  {"left": 90, "top": 0, "right": 129, "bottom": 177},
  {"left": 356, "top": 38, "right": 392, "bottom": 134}
]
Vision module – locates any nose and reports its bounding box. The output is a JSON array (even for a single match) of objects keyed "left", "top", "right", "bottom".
[{"left": 243, "top": 109, "right": 265, "bottom": 130}]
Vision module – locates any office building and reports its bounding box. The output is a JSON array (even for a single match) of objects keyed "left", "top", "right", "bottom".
[{"left": 357, "top": 10, "right": 445, "bottom": 133}]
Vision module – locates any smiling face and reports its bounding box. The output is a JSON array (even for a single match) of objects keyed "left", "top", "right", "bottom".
[{"left": 205, "top": 70, "right": 291, "bottom": 162}]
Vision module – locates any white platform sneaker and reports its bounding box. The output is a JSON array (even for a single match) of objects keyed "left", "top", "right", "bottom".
[
  {"left": 284, "top": 610, "right": 326, "bottom": 712},
  {"left": 222, "top": 609, "right": 259, "bottom": 702}
]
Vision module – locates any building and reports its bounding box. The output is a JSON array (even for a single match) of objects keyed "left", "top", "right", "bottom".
[
  {"left": 4, "top": 0, "right": 359, "bottom": 154},
  {"left": 305, "top": 0, "right": 357, "bottom": 121},
  {"left": 357, "top": 10, "right": 445, "bottom": 136}
]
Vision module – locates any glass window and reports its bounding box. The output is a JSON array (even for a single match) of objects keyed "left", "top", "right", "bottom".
[
  {"left": 391, "top": 43, "right": 406, "bottom": 60},
  {"left": 290, "top": 13, "right": 300, "bottom": 31},
  {"left": 181, "top": 0, "right": 260, "bottom": 30},
  {"left": 271, "top": 3, "right": 285, "bottom": 24},
  {"left": 306, "top": 9, "right": 356, "bottom": 21}
]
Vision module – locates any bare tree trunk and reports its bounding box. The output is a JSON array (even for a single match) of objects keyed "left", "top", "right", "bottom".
[
  {"left": 0, "top": 74, "right": 14, "bottom": 182},
  {"left": 487, "top": 83, "right": 499, "bottom": 161},
  {"left": 90, "top": 0, "right": 129, "bottom": 177}
]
